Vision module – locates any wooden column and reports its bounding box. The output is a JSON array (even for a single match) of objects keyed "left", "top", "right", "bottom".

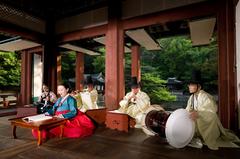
[
  {"left": 57, "top": 55, "right": 62, "bottom": 85},
  {"left": 43, "top": 18, "right": 58, "bottom": 93},
  {"left": 76, "top": 52, "right": 84, "bottom": 91},
  {"left": 217, "top": 0, "right": 237, "bottom": 129},
  {"left": 131, "top": 45, "right": 141, "bottom": 81},
  {"left": 43, "top": 48, "right": 58, "bottom": 93},
  {"left": 19, "top": 51, "right": 32, "bottom": 105},
  {"left": 105, "top": 0, "right": 125, "bottom": 110}
]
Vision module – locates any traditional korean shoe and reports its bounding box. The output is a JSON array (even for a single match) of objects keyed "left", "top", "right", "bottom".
[
  {"left": 188, "top": 137, "right": 203, "bottom": 149},
  {"left": 134, "top": 123, "right": 142, "bottom": 128}
]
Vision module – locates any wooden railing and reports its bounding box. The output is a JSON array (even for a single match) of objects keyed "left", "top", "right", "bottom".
[{"left": 0, "top": 93, "right": 19, "bottom": 108}]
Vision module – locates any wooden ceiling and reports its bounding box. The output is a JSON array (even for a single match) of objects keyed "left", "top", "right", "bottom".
[
  {"left": 0, "top": 0, "right": 216, "bottom": 54},
  {"left": 0, "top": 0, "right": 108, "bottom": 19}
]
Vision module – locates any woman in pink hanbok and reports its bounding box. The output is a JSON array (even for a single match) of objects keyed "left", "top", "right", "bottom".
[{"left": 32, "top": 83, "right": 95, "bottom": 140}]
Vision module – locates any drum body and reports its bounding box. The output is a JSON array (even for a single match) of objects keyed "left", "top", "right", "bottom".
[
  {"left": 142, "top": 107, "right": 195, "bottom": 149},
  {"left": 141, "top": 105, "right": 168, "bottom": 136},
  {"left": 144, "top": 110, "right": 169, "bottom": 137}
]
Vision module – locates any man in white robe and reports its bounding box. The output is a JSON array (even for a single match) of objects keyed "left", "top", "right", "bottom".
[
  {"left": 118, "top": 77, "right": 151, "bottom": 127},
  {"left": 186, "top": 70, "right": 239, "bottom": 150},
  {"left": 76, "top": 76, "right": 98, "bottom": 112}
]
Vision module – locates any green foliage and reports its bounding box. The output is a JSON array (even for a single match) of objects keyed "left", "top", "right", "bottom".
[
  {"left": 141, "top": 73, "right": 176, "bottom": 104},
  {"left": 92, "top": 48, "right": 106, "bottom": 74},
  {"left": 84, "top": 55, "right": 95, "bottom": 73},
  {"left": 0, "top": 35, "right": 217, "bottom": 105},
  {"left": 93, "top": 54, "right": 105, "bottom": 73},
  {"left": 124, "top": 53, "right": 133, "bottom": 90},
  {"left": 61, "top": 51, "right": 76, "bottom": 85},
  {"left": 143, "top": 36, "right": 218, "bottom": 93},
  {"left": 61, "top": 50, "right": 105, "bottom": 86},
  {"left": 0, "top": 52, "right": 21, "bottom": 89}
]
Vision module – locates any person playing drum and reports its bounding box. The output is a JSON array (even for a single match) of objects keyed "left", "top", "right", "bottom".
[
  {"left": 118, "top": 76, "right": 151, "bottom": 128},
  {"left": 186, "top": 70, "right": 240, "bottom": 150}
]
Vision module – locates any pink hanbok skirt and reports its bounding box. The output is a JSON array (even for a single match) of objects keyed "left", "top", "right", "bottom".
[{"left": 32, "top": 110, "right": 95, "bottom": 140}]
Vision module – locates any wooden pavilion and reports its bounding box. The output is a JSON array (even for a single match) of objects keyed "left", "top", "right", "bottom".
[{"left": 0, "top": 0, "right": 239, "bottom": 131}]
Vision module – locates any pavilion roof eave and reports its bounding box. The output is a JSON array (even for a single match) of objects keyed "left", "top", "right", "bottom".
[{"left": 59, "top": 43, "right": 100, "bottom": 56}]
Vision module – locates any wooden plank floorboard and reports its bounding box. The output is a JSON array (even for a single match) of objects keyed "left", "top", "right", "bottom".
[{"left": 0, "top": 116, "right": 240, "bottom": 159}]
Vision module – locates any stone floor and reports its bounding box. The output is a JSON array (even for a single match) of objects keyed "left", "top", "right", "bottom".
[{"left": 0, "top": 115, "right": 240, "bottom": 159}]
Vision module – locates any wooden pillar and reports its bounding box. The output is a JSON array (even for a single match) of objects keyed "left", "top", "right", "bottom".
[
  {"left": 105, "top": 0, "right": 125, "bottom": 110},
  {"left": 43, "top": 18, "right": 58, "bottom": 93},
  {"left": 76, "top": 52, "right": 84, "bottom": 91},
  {"left": 19, "top": 51, "right": 32, "bottom": 105},
  {"left": 57, "top": 55, "right": 62, "bottom": 85},
  {"left": 131, "top": 45, "right": 141, "bottom": 81},
  {"left": 217, "top": 0, "right": 237, "bottom": 129},
  {"left": 43, "top": 48, "right": 58, "bottom": 93}
]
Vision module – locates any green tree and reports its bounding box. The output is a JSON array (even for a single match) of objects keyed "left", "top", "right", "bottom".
[
  {"left": 141, "top": 73, "right": 176, "bottom": 104},
  {"left": 92, "top": 54, "right": 105, "bottom": 73},
  {"left": 0, "top": 52, "right": 21, "bottom": 89},
  {"left": 60, "top": 36, "right": 217, "bottom": 104},
  {"left": 61, "top": 51, "right": 76, "bottom": 87},
  {"left": 147, "top": 36, "right": 218, "bottom": 93},
  {"left": 61, "top": 51, "right": 104, "bottom": 88},
  {"left": 92, "top": 47, "right": 105, "bottom": 74},
  {"left": 124, "top": 49, "right": 177, "bottom": 104}
]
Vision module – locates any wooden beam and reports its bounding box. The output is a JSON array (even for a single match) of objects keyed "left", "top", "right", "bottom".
[
  {"left": 24, "top": 46, "right": 43, "bottom": 54},
  {"left": 57, "top": 25, "right": 107, "bottom": 43},
  {"left": 0, "top": 20, "right": 44, "bottom": 43},
  {"left": 57, "top": 1, "right": 218, "bottom": 44},
  {"left": 122, "top": 1, "right": 218, "bottom": 30}
]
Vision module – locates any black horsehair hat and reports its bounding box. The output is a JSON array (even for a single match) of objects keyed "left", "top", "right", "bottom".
[
  {"left": 188, "top": 70, "right": 203, "bottom": 86},
  {"left": 86, "top": 76, "right": 93, "bottom": 85},
  {"left": 130, "top": 76, "right": 140, "bottom": 88}
]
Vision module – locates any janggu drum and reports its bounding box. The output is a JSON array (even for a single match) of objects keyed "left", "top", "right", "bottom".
[{"left": 141, "top": 107, "right": 195, "bottom": 148}]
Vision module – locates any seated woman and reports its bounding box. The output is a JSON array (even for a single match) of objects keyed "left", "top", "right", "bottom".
[{"left": 32, "top": 83, "right": 95, "bottom": 139}]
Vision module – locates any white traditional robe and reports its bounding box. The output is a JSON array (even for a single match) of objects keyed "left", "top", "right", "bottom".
[
  {"left": 186, "top": 90, "right": 240, "bottom": 150},
  {"left": 118, "top": 90, "right": 150, "bottom": 124},
  {"left": 75, "top": 89, "right": 98, "bottom": 112}
]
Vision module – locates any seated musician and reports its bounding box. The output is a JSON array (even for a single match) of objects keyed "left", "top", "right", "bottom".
[
  {"left": 118, "top": 77, "right": 151, "bottom": 127},
  {"left": 32, "top": 82, "right": 95, "bottom": 140},
  {"left": 186, "top": 70, "right": 240, "bottom": 150},
  {"left": 36, "top": 84, "right": 57, "bottom": 113},
  {"left": 75, "top": 76, "right": 98, "bottom": 112},
  {"left": 38, "top": 84, "right": 57, "bottom": 104}
]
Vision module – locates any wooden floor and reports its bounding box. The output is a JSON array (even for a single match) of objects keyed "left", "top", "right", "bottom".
[
  {"left": 0, "top": 116, "right": 240, "bottom": 159},
  {"left": 0, "top": 108, "right": 17, "bottom": 117}
]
